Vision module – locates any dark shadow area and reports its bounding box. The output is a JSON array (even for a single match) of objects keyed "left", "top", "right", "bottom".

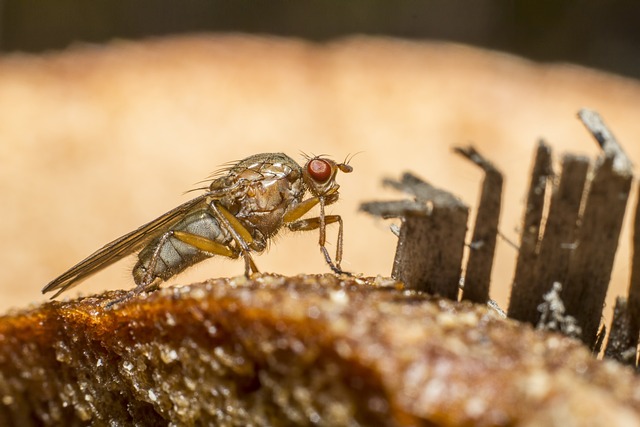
[{"left": 1, "top": 1, "right": 640, "bottom": 79}]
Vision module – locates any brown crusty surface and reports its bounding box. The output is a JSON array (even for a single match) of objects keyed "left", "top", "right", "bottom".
[{"left": 0, "top": 274, "right": 639, "bottom": 426}]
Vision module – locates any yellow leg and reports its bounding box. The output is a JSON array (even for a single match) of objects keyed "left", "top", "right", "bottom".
[
  {"left": 283, "top": 197, "right": 319, "bottom": 223},
  {"left": 287, "top": 214, "right": 347, "bottom": 274},
  {"left": 284, "top": 191, "right": 345, "bottom": 274},
  {"left": 208, "top": 201, "right": 260, "bottom": 276},
  {"left": 173, "top": 230, "right": 238, "bottom": 258},
  {"left": 216, "top": 204, "right": 254, "bottom": 245},
  {"left": 105, "top": 227, "right": 243, "bottom": 309},
  {"left": 283, "top": 191, "right": 340, "bottom": 223}
]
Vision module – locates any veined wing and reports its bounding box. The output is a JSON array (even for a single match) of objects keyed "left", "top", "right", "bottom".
[{"left": 42, "top": 193, "right": 215, "bottom": 298}]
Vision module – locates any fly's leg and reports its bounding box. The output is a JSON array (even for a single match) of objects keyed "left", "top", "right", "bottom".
[
  {"left": 287, "top": 213, "right": 349, "bottom": 275},
  {"left": 172, "top": 231, "right": 239, "bottom": 259},
  {"left": 283, "top": 193, "right": 348, "bottom": 274},
  {"left": 287, "top": 214, "right": 345, "bottom": 274},
  {"left": 104, "top": 230, "right": 175, "bottom": 308},
  {"left": 143, "top": 229, "right": 243, "bottom": 281},
  {"left": 105, "top": 228, "right": 243, "bottom": 308},
  {"left": 282, "top": 191, "right": 339, "bottom": 224},
  {"left": 208, "top": 201, "right": 259, "bottom": 277}
]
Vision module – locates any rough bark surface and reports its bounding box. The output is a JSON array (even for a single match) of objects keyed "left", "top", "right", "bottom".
[{"left": 1, "top": 275, "right": 639, "bottom": 426}]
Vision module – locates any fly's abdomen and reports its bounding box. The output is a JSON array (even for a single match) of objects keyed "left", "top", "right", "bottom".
[{"left": 133, "top": 210, "right": 233, "bottom": 284}]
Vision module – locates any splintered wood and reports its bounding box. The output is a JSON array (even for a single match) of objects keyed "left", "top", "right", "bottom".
[
  {"left": 629, "top": 180, "right": 640, "bottom": 364},
  {"left": 508, "top": 141, "right": 553, "bottom": 323},
  {"left": 605, "top": 297, "right": 637, "bottom": 364},
  {"left": 507, "top": 141, "right": 554, "bottom": 323},
  {"left": 362, "top": 109, "right": 640, "bottom": 365},
  {"left": 454, "top": 147, "right": 503, "bottom": 304},
  {"left": 360, "top": 173, "right": 468, "bottom": 300},
  {"left": 508, "top": 147, "right": 592, "bottom": 327}
]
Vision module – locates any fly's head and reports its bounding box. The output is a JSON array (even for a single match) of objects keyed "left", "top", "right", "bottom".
[{"left": 302, "top": 155, "right": 353, "bottom": 199}]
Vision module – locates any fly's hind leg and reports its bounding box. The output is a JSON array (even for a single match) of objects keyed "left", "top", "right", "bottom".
[
  {"left": 105, "top": 230, "right": 177, "bottom": 308},
  {"left": 105, "top": 229, "right": 243, "bottom": 309},
  {"left": 104, "top": 276, "right": 164, "bottom": 309},
  {"left": 208, "top": 201, "right": 260, "bottom": 277}
]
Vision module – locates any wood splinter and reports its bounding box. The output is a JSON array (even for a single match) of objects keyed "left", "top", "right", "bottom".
[
  {"left": 561, "top": 109, "right": 633, "bottom": 348},
  {"left": 454, "top": 146, "right": 503, "bottom": 304}
]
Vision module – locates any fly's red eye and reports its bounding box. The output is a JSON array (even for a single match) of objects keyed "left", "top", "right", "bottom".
[{"left": 307, "top": 159, "right": 332, "bottom": 183}]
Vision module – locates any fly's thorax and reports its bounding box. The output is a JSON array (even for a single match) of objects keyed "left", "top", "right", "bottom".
[
  {"left": 216, "top": 153, "right": 301, "bottom": 183},
  {"left": 235, "top": 170, "right": 306, "bottom": 238},
  {"left": 213, "top": 153, "right": 307, "bottom": 239}
]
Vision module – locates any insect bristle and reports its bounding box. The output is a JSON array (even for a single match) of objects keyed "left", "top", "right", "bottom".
[
  {"left": 186, "top": 158, "right": 244, "bottom": 192},
  {"left": 300, "top": 151, "right": 334, "bottom": 161},
  {"left": 208, "top": 159, "right": 242, "bottom": 177},
  {"left": 182, "top": 186, "right": 210, "bottom": 195},
  {"left": 299, "top": 150, "right": 313, "bottom": 161}
]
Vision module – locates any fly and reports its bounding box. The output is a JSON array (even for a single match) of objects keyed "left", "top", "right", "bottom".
[{"left": 42, "top": 152, "right": 353, "bottom": 304}]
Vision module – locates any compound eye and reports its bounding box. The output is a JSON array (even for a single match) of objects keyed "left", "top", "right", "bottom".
[{"left": 307, "top": 159, "right": 332, "bottom": 183}]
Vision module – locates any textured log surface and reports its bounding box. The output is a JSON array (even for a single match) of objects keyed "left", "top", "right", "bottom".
[{"left": 1, "top": 275, "right": 640, "bottom": 426}]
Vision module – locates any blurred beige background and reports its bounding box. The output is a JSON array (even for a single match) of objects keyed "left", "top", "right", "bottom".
[{"left": 1, "top": 34, "right": 640, "bottom": 316}]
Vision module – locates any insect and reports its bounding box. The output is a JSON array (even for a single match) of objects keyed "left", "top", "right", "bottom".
[{"left": 42, "top": 152, "right": 353, "bottom": 303}]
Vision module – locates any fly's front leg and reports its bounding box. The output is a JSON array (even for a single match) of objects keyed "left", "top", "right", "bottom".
[
  {"left": 284, "top": 193, "right": 347, "bottom": 274},
  {"left": 282, "top": 191, "right": 340, "bottom": 224},
  {"left": 287, "top": 213, "right": 348, "bottom": 275},
  {"left": 208, "top": 201, "right": 259, "bottom": 277}
]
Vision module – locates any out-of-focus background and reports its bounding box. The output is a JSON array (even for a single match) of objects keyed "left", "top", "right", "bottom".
[
  {"left": 3, "top": 1, "right": 640, "bottom": 79},
  {"left": 1, "top": 3, "right": 640, "bottom": 316}
]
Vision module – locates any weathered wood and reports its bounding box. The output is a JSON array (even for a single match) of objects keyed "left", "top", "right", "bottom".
[
  {"left": 507, "top": 141, "right": 553, "bottom": 322},
  {"left": 536, "top": 282, "right": 583, "bottom": 339},
  {"left": 526, "top": 155, "right": 590, "bottom": 324},
  {"left": 359, "top": 200, "right": 434, "bottom": 219},
  {"left": 383, "top": 173, "right": 467, "bottom": 208},
  {"left": 627, "top": 180, "right": 640, "bottom": 359},
  {"left": 361, "top": 173, "right": 468, "bottom": 300},
  {"left": 593, "top": 325, "right": 607, "bottom": 356},
  {"left": 578, "top": 109, "right": 633, "bottom": 172},
  {"left": 561, "top": 111, "right": 633, "bottom": 348},
  {"left": 604, "top": 297, "right": 638, "bottom": 366},
  {"left": 454, "top": 146, "right": 503, "bottom": 304}
]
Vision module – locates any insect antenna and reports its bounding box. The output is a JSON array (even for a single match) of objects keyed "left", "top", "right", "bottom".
[{"left": 342, "top": 151, "right": 363, "bottom": 166}]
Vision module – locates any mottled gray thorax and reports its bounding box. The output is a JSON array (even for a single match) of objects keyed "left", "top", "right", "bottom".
[{"left": 216, "top": 153, "right": 307, "bottom": 239}]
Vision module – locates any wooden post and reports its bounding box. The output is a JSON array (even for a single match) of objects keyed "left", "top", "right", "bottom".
[
  {"left": 561, "top": 110, "right": 633, "bottom": 348},
  {"left": 360, "top": 173, "right": 468, "bottom": 300},
  {"left": 626, "top": 179, "right": 640, "bottom": 362},
  {"left": 529, "top": 155, "right": 590, "bottom": 324},
  {"left": 507, "top": 141, "right": 553, "bottom": 322}
]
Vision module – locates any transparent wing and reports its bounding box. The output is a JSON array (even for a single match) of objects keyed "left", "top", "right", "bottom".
[{"left": 42, "top": 193, "right": 216, "bottom": 298}]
